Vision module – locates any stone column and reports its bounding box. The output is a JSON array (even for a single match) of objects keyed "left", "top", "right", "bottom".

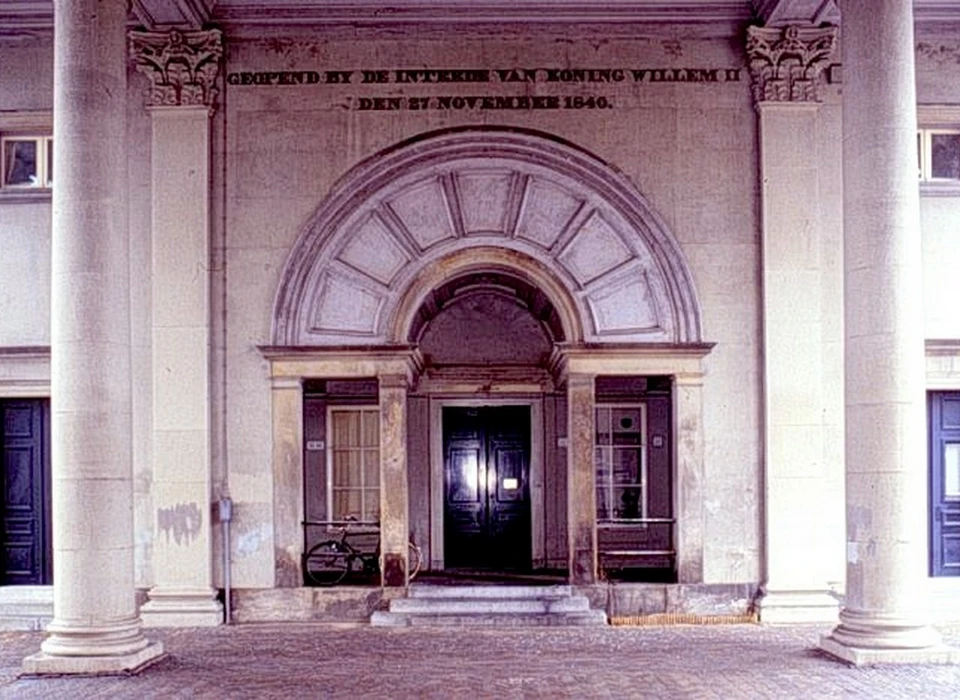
[
  {"left": 567, "top": 374, "right": 597, "bottom": 584},
  {"left": 819, "top": 0, "right": 958, "bottom": 665},
  {"left": 379, "top": 374, "right": 410, "bottom": 586},
  {"left": 674, "top": 373, "right": 705, "bottom": 584},
  {"left": 23, "top": 0, "right": 163, "bottom": 674},
  {"left": 748, "top": 24, "right": 844, "bottom": 622},
  {"left": 129, "top": 29, "right": 224, "bottom": 627}
]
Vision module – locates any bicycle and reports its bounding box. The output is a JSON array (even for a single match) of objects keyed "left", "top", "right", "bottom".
[{"left": 303, "top": 520, "right": 422, "bottom": 586}]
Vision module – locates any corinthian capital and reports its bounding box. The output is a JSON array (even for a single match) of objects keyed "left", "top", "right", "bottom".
[
  {"left": 129, "top": 29, "right": 223, "bottom": 108},
  {"left": 746, "top": 25, "right": 837, "bottom": 104}
]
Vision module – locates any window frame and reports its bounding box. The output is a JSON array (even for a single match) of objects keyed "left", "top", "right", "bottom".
[
  {"left": 0, "top": 112, "right": 53, "bottom": 202},
  {"left": 2, "top": 135, "right": 53, "bottom": 190},
  {"left": 917, "top": 105, "right": 960, "bottom": 196},
  {"left": 324, "top": 405, "right": 380, "bottom": 528},
  {"left": 594, "top": 402, "right": 648, "bottom": 524}
]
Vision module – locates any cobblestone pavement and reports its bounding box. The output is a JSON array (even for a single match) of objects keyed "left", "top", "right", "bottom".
[{"left": 1, "top": 623, "right": 959, "bottom": 699}]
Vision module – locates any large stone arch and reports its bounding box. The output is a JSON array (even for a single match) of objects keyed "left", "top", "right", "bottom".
[{"left": 271, "top": 127, "right": 702, "bottom": 347}]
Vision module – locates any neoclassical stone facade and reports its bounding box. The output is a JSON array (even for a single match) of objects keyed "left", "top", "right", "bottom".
[{"left": 1, "top": 0, "right": 960, "bottom": 674}]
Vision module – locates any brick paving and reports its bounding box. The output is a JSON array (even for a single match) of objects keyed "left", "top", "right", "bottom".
[{"left": 1, "top": 623, "right": 959, "bottom": 699}]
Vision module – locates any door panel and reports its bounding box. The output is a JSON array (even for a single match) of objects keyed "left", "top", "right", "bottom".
[
  {"left": 1, "top": 399, "right": 51, "bottom": 585},
  {"left": 444, "top": 406, "right": 531, "bottom": 570},
  {"left": 931, "top": 392, "right": 960, "bottom": 577}
]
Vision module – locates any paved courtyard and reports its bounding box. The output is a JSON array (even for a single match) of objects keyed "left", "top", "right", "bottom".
[{"left": 1, "top": 623, "right": 959, "bottom": 699}]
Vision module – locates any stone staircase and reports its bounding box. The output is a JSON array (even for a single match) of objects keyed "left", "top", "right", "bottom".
[
  {"left": 370, "top": 584, "right": 607, "bottom": 627},
  {"left": 0, "top": 586, "right": 53, "bottom": 631}
]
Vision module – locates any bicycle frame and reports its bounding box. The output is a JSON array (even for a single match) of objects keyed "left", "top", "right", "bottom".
[{"left": 301, "top": 519, "right": 421, "bottom": 586}]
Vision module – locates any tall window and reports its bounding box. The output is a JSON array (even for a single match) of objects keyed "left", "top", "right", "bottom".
[
  {"left": 326, "top": 407, "right": 379, "bottom": 523},
  {"left": 595, "top": 404, "right": 647, "bottom": 522},
  {"left": 1, "top": 136, "right": 52, "bottom": 189}
]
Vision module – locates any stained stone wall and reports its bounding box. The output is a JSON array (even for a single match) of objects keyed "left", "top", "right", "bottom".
[{"left": 222, "top": 29, "right": 762, "bottom": 586}]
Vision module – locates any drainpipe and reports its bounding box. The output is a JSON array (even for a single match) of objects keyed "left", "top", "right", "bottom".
[{"left": 218, "top": 496, "right": 233, "bottom": 624}]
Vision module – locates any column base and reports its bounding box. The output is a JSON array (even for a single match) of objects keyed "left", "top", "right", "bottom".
[
  {"left": 757, "top": 589, "right": 840, "bottom": 623},
  {"left": 819, "top": 607, "right": 960, "bottom": 666},
  {"left": 141, "top": 587, "right": 223, "bottom": 627},
  {"left": 819, "top": 635, "right": 960, "bottom": 667},
  {"left": 22, "top": 641, "right": 165, "bottom": 676}
]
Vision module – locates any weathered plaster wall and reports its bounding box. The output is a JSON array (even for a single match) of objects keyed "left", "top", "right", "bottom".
[
  {"left": 916, "top": 31, "right": 960, "bottom": 342},
  {"left": 0, "top": 201, "right": 50, "bottom": 346},
  {"left": 0, "top": 36, "right": 52, "bottom": 111},
  {"left": 921, "top": 198, "right": 960, "bottom": 340},
  {"left": 221, "top": 29, "right": 762, "bottom": 586},
  {"left": 0, "top": 38, "right": 53, "bottom": 349}
]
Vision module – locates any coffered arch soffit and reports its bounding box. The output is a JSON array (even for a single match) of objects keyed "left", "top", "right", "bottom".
[{"left": 272, "top": 127, "right": 703, "bottom": 347}]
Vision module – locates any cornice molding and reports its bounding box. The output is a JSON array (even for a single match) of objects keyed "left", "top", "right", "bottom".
[
  {"left": 129, "top": 28, "right": 223, "bottom": 108},
  {"left": 746, "top": 24, "right": 837, "bottom": 104},
  {"left": 210, "top": 1, "right": 754, "bottom": 26},
  {"left": 5, "top": 1, "right": 960, "bottom": 32}
]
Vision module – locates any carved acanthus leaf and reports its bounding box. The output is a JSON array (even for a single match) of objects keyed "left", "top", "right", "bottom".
[
  {"left": 129, "top": 28, "right": 223, "bottom": 108},
  {"left": 746, "top": 24, "right": 837, "bottom": 104}
]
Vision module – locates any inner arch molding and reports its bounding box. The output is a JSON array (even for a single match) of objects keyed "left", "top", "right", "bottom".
[{"left": 272, "top": 127, "right": 703, "bottom": 347}]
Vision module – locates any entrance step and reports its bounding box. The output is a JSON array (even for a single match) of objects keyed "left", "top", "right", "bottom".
[
  {"left": 370, "top": 584, "right": 607, "bottom": 627},
  {"left": 0, "top": 585, "right": 53, "bottom": 631}
]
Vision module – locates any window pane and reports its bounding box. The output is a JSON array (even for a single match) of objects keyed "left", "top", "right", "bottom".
[
  {"left": 595, "top": 447, "right": 611, "bottom": 484},
  {"left": 362, "top": 411, "right": 379, "bottom": 447},
  {"left": 332, "top": 410, "right": 361, "bottom": 447},
  {"left": 46, "top": 138, "right": 53, "bottom": 186},
  {"left": 363, "top": 448, "right": 379, "bottom": 488},
  {"left": 946, "top": 443, "right": 960, "bottom": 498},
  {"left": 612, "top": 447, "right": 640, "bottom": 485},
  {"left": 333, "top": 449, "right": 361, "bottom": 487},
  {"left": 611, "top": 407, "right": 642, "bottom": 435},
  {"left": 3, "top": 140, "right": 38, "bottom": 186},
  {"left": 363, "top": 489, "right": 380, "bottom": 522},
  {"left": 614, "top": 486, "right": 642, "bottom": 519},
  {"left": 931, "top": 133, "right": 960, "bottom": 179},
  {"left": 596, "top": 486, "right": 611, "bottom": 520},
  {"left": 333, "top": 488, "right": 362, "bottom": 520}
]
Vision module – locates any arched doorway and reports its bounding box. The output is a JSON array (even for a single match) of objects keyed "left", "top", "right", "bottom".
[{"left": 264, "top": 127, "right": 711, "bottom": 587}]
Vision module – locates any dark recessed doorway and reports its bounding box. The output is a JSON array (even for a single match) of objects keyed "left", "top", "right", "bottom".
[{"left": 443, "top": 406, "right": 531, "bottom": 571}]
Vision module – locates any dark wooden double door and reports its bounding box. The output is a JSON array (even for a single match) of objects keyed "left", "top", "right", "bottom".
[
  {"left": 1, "top": 399, "right": 51, "bottom": 585},
  {"left": 931, "top": 391, "right": 960, "bottom": 577},
  {"left": 444, "top": 406, "right": 531, "bottom": 571}
]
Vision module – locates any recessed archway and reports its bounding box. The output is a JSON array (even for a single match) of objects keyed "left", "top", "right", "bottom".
[{"left": 271, "top": 127, "right": 702, "bottom": 348}]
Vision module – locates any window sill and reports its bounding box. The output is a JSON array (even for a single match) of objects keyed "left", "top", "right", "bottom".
[
  {"left": 0, "top": 189, "right": 52, "bottom": 204},
  {"left": 920, "top": 180, "right": 960, "bottom": 197}
]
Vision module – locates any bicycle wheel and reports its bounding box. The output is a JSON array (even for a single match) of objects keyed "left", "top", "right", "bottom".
[
  {"left": 304, "top": 541, "right": 352, "bottom": 586},
  {"left": 407, "top": 541, "right": 422, "bottom": 582}
]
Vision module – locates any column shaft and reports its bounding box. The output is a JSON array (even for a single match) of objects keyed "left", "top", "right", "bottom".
[
  {"left": 820, "top": 0, "right": 958, "bottom": 665},
  {"left": 23, "top": 0, "right": 163, "bottom": 674},
  {"left": 379, "top": 375, "right": 409, "bottom": 586},
  {"left": 567, "top": 374, "right": 597, "bottom": 584}
]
